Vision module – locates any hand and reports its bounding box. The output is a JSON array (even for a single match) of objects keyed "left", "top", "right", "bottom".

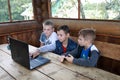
[
  {"left": 65, "top": 54, "right": 74, "bottom": 63},
  {"left": 30, "top": 49, "right": 40, "bottom": 58},
  {"left": 59, "top": 55, "right": 65, "bottom": 63}
]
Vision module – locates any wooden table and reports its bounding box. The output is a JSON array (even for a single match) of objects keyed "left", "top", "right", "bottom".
[{"left": 0, "top": 44, "right": 120, "bottom": 80}]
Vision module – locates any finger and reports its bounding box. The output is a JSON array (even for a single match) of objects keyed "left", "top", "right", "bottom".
[
  {"left": 68, "top": 54, "right": 72, "bottom": 57},
  {"left": 32, "top": 54, "right": 36, "bottom": 58},
  {"left": 33, "top": 53, "right": 37, "bottom": 58},
  {"left": 60, "top": 58, "right": 64, "bottom": 62},
  {"left": 65, "top": 56, "right": 69, "bottom": 59}
]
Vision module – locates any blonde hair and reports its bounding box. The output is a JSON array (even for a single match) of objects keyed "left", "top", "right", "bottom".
[
  {"left": 78, "top": 28, "right": 96, "bottom": 43},
  {"left": 43, "top": 20, "right": 54, "bottom": 28}
]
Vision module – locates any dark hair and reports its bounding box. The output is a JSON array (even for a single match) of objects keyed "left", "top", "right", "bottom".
[
  {"left": 57, "top": 25, "right": 70, "bottom": 34},
  {"left": 43, "top": 20, "right": 54, "bottom": 28},
  {"left": 78, "top": 28, "right": 96, "bottom": 42}
]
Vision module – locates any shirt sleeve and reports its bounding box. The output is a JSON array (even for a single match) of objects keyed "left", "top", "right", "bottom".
[
  {"left": 38, "top": 32, "right": 58, "bottom": 52},
  {"left": 50, "top": 32, "right": 58, "bottom": 44},
  {"left": 38, "top": 43, "right": 56, "bottom": 52},
  {"left": 66, "top": 45, "right": 82, "bottom": 58},
  {"left": 73, "top": 50, "right": 100, "bottom": 67},
  {"left": 39, "top": 32, "right": 46, "bottom": 43},
  {"left": 66, "top": 45, "right": 79, "bottom": 57}
]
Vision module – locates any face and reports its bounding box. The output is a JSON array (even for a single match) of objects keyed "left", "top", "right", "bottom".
[
  {"left": 77, "top": 35, "right": 87, "bottom": 46},
  {"left": 43, "top": 25, "right": 54, "bottom": 38},
  {"left": 57, "top": 30, "right": 69, "bottom": 42}
]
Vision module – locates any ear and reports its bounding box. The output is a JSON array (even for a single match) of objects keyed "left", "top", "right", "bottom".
[
  {"left": 85, "top": 39, "right": 91, "bottom": 44},
  {"left": 52, "top": 28, "right": 55, "bottom": 31},
  {"left": 67, "top": 33, "right": 70, "bottom": 37}
]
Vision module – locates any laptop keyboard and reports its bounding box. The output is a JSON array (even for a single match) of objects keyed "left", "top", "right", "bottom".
[{"left": 30, "top": 56, "right": 50, "bottom": 69}]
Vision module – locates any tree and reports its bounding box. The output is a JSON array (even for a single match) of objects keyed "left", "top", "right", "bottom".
[
  {"left": 51, "top": 0, "right": 78, "bottom": 18},
  {"left": 0, "top": 0, "right": 9, "bottom": 22},
  {"left": 105, "top": 0, "right": 120, "bottom": 20},
  {"left": 81, "top": 0, "right": 120, "bottom": 20},
  {"left": 0, "top": 0, "right": 32, "bottom": 22},
  {"left": 10, "top": 0, "right": 32, "bottom": 21}
]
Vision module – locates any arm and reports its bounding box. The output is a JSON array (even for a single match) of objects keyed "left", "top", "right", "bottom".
[
  {"left": 30, "top": 44, "right": 56, "bottom": 58},
  {"left": 73, "top": 50, "right": 100, "bottom": 67},
  {"left": 39, "top": 32, "right": 46, "bottom": 47},
  {"left": 38, "top": 42, "right": 56, "bottom": 52},
  {"left": 66, "top": 45, "right": 82, "bottom": 58}
]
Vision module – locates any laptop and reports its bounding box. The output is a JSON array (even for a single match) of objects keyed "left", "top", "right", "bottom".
[{"left": 9, "top": 37, "right": 50, "bottom": 70}]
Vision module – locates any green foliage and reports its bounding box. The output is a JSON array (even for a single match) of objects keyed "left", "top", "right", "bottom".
[
  {"left": 51, "top": 0, "right": 78, "bottom": 18},
  {"left": 0, "top": 0, "right": 9, "bottom": 22},
  {"left": 0, "top": 0, "right": 32, "bottom": 22},
  {"left": 10, "top": 0, "right": 32, "bottom": 21},
  {"left": 51, "top": 0, "right": 120, "bottom": 20}
]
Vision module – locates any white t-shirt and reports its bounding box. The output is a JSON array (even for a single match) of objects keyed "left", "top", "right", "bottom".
[{"left": 38, "top": 32, "right": 58, "bottom": 52}]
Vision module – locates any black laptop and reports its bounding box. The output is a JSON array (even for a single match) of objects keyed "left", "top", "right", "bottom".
[{"left": 9, "top": 37, "right": 50, "bottom": 70}]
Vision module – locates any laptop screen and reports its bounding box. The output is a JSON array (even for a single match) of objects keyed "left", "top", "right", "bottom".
[{"left": 9, "top": 37, "right": 30, "bottom": 69}]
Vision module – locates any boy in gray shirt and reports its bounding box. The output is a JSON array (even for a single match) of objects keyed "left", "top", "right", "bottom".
[
  {"left": 30, "top": 20, "right": 58, "bottom": 58},
  {"left": 61, "top": 28, "right": 100, "bottom": 67}
]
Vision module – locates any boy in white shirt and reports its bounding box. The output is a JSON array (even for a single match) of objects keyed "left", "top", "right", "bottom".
[{"left": 30, "top": 20, "right": 58, "bottom": 58}]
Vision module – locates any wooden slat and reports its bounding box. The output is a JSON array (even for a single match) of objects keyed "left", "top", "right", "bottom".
[
  {"left": 0, "top": 44, "right": 11, "bottom": 55},
  {"left": 51, "top": 19, "right": 120, "bottom": 36},
  {"left": 0, "top": 28, "right": 40, "bottom": 46},
  {"left": 37, "top": 62, "right": 91, "bottom": 80},
  {"left": 94, "top": 41, "right": 120, "bottom": 61},
  {"left": 0, "top": 50, "right": 10, "bottom": 62},
  {"left": 0, "top": 44, "right": 39, "bottom": 55},
  {"left": 42, "top": 52, "right": 120, "bottom": 80},
  {"left": 0, "top": 21, "right": 38, "bottom": 34},
  {"left": 0, "top": 50, "right": 52, "bottom": 80},
  {"left": 0, "top": 67, "right": 15, "bottom": 80}
]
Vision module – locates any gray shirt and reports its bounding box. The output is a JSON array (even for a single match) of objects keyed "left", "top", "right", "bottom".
[
  {"left": 68, "top": 45, "right": 100, "bottom": 67},
  {"left": 38, "top": 32, "right": 58, "bottom": 52}
]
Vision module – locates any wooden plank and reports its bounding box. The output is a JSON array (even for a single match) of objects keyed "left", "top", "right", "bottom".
[
  {"left": 0, "top": 50, "right": 10, "bottom": 62},
  {"left": 37, "top": 62, "right": 91, "bottom": 80},
  {"left": 0, "top": 44, "right": 38, "bottom": 55},
  {"left": 94, "top": 41, "right": 120, "bottom": 61},
  {"left": 0, "top": 44, "right": 11, "bottom": 55},
  {"left": 0, "top": 21, "right": 38, "bottom": 34},
  {"left": 0, "top": 50, "right": 52, "bottom": 80},
  {"left": 43, "top": 52, "right": 120, "bottom": 80},
  {"left": 51, "top": 19, "right": 120, "bottom": 35},
  {"left": 0, "top": 67, "right": 15, "bottom": 80},
  {"left": 49, "top": 68, "right": 91, "bottom": 80}
]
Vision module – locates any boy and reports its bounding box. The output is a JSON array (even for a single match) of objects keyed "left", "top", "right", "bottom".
[
  {"left": 62, "top": 28, "right": 100, "bottom": 67},
  {"left": 55, "top": 25, "right": 77, "bottom": 55},
  {"left": 30, "top": 19, "right": 58, "bottom": 58}
]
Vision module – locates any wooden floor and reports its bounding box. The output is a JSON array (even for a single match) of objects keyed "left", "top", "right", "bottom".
[{"left": 0, "top": 44, "right": 120, "bottom": 80}]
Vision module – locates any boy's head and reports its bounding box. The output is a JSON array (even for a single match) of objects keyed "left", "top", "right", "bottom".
[
  {"left": 78, "top": 28, "right": 96, "bottom": 46},
  {"left": 57, "top": 25, "right": 70, "bottom": 42},
  {"left": 42, "top": 20, "right": 54, "bottom": 38}
]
